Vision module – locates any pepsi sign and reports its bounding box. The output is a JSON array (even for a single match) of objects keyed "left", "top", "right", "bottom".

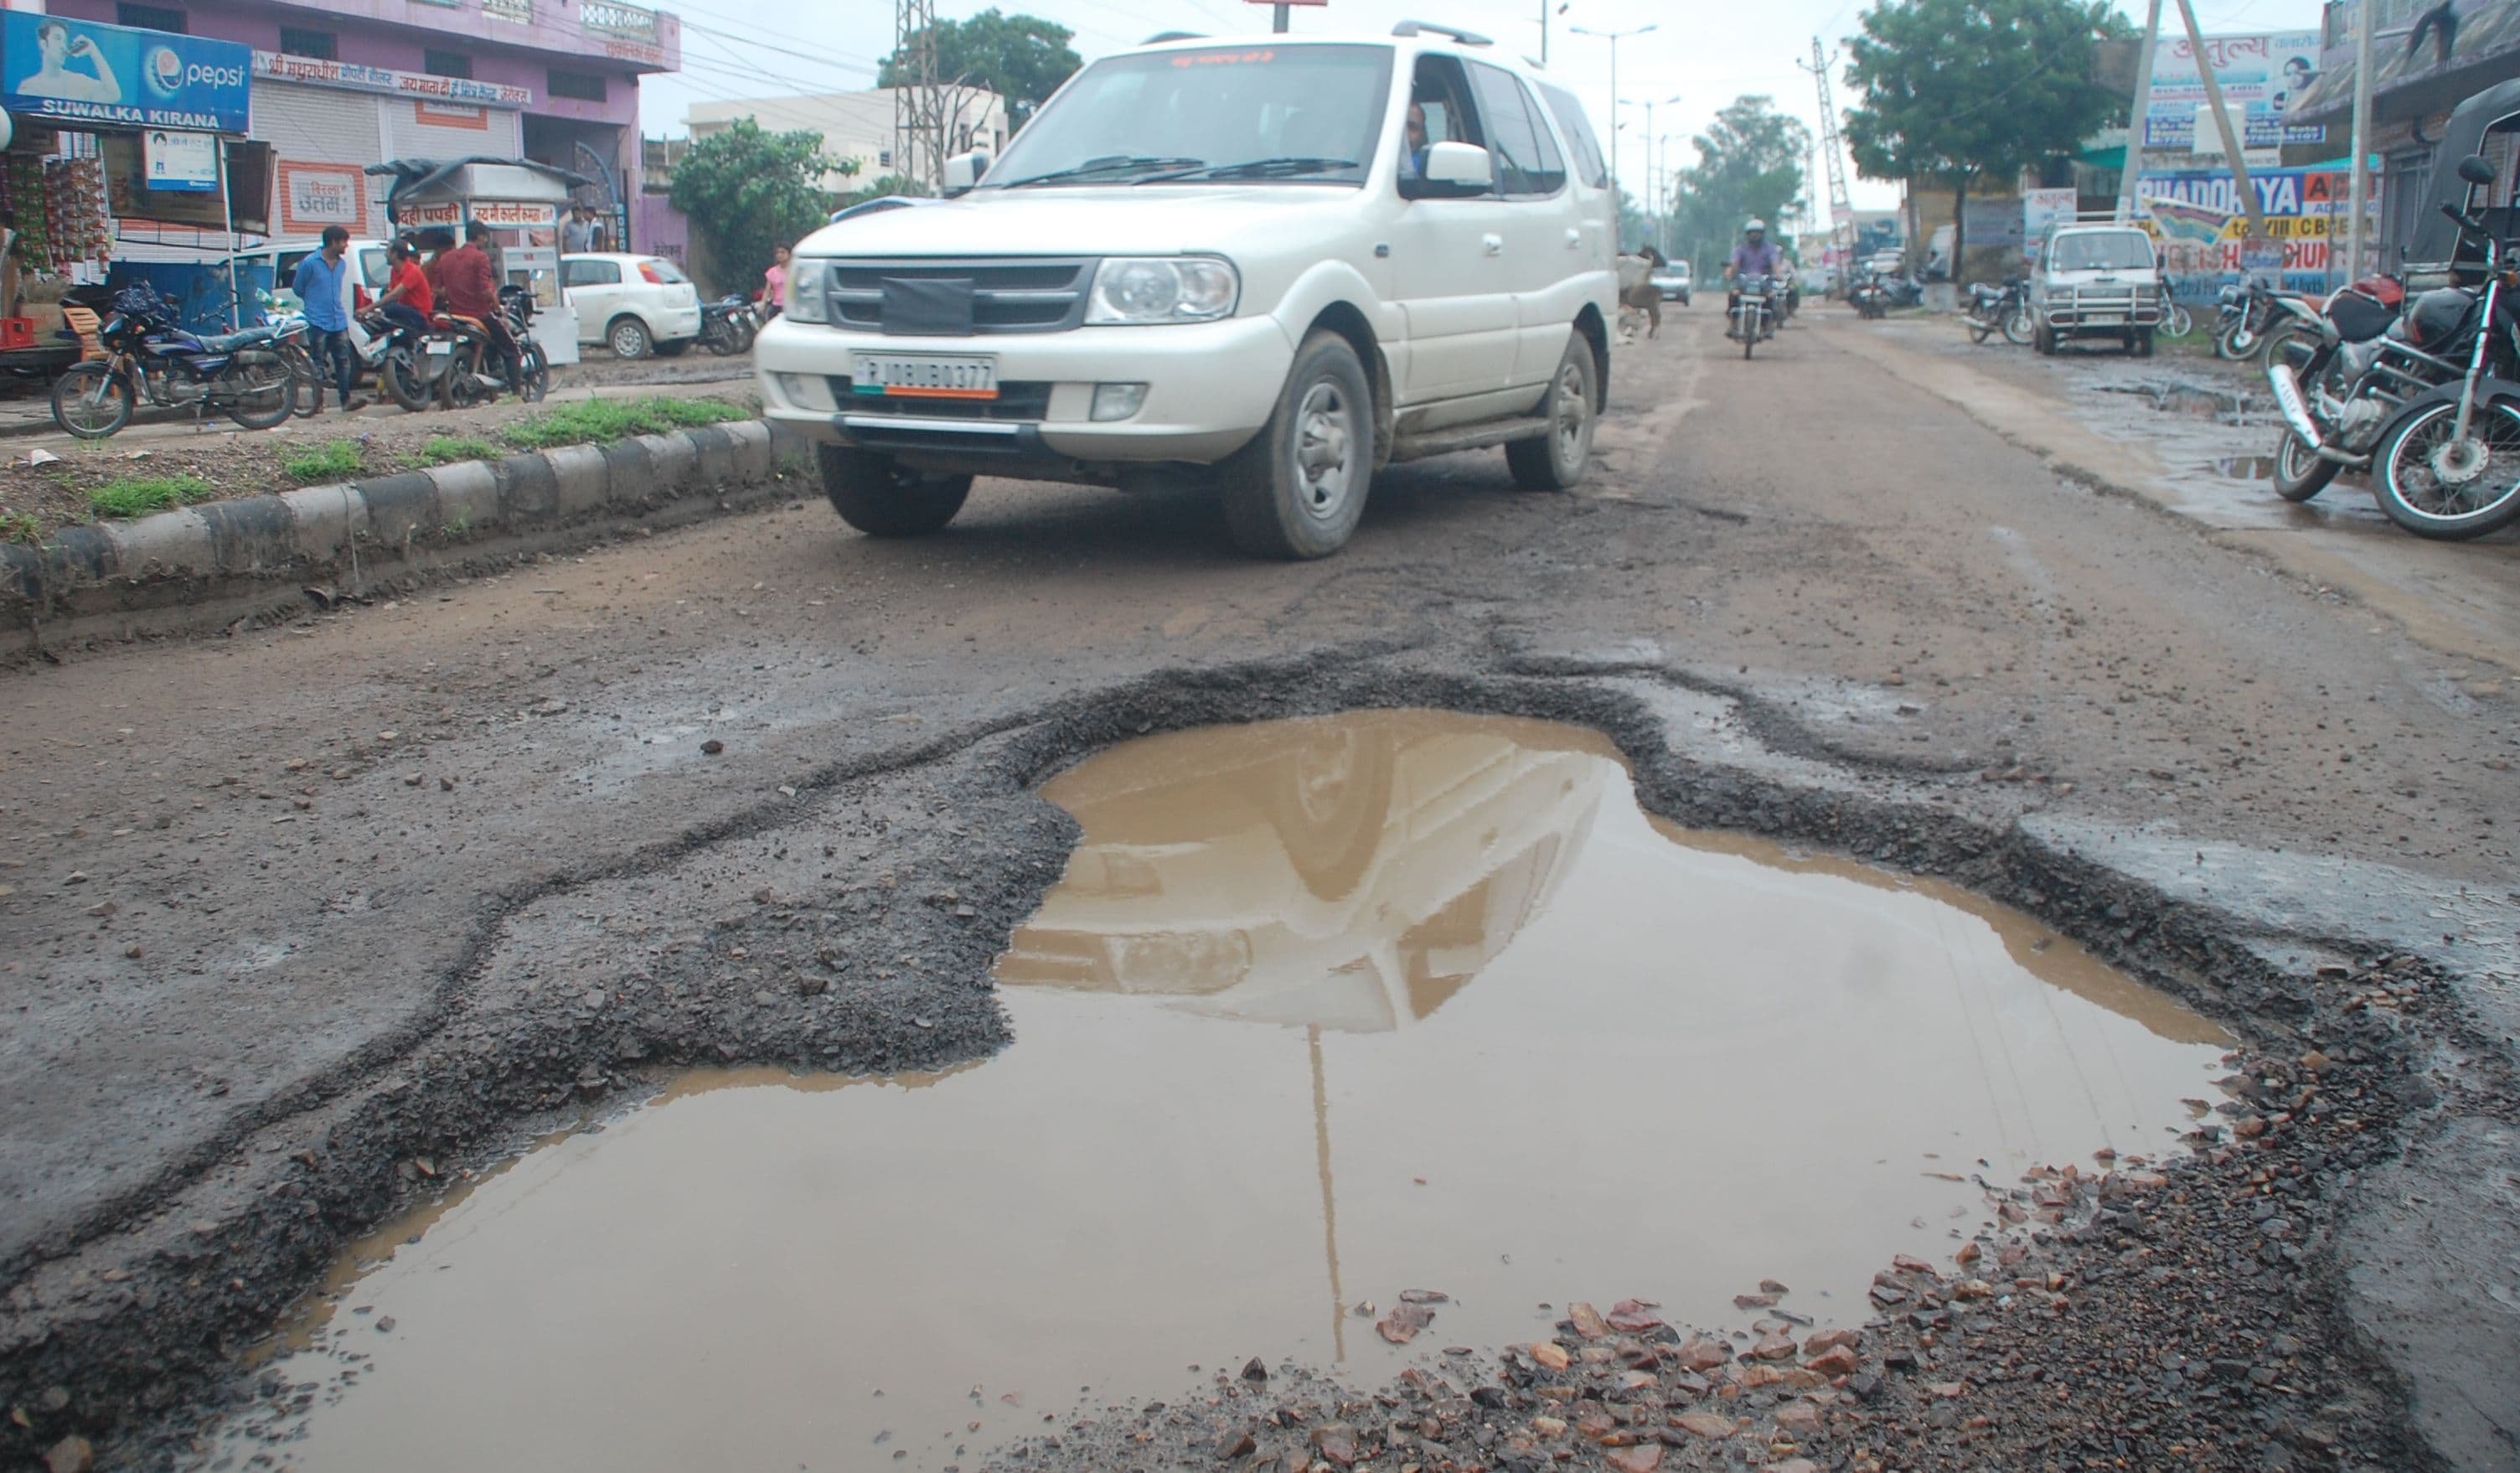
[{"left": 3, "top": 13, "right": 250, "bottom": 134}]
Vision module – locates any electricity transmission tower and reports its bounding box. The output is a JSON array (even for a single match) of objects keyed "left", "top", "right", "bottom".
[
  {"left": 1800, "top": 38, "right": 1856, "bottom": 277},
  {"left": 891, "top": 0, "right": 940, "bottom": 193}
]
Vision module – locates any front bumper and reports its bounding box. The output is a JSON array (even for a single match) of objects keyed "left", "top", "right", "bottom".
[
  {"left": 752, "top": 314, "right": 1297, "bottom": 469},
  {"left": 2041, "top": 289, "right": 2159, "bottom": 333}
]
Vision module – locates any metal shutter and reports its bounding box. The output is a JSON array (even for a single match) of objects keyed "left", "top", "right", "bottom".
[{"left": 255, "top": 81, "right": 387, "bottom": 240}]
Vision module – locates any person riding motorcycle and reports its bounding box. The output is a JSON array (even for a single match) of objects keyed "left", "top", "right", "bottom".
[{"left": 1723, "top": 219, "right": 1786, "bottom": 339}]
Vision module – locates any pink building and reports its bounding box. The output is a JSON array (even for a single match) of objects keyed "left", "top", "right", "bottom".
[{"left": 50, "top": 0, "right": 679, "bottom": 244}]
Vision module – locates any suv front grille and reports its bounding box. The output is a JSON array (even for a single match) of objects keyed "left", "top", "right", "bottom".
[
  {"left": 830, "top": 379, "right": 1051, "bottom": 420},
  {"left": 830, "top": 258, "right": 1097, "bottom": 335}
]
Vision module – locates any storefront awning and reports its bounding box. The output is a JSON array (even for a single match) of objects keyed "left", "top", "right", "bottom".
[{"left": 367, "top": 157, "right": 591, "bottom": 231}]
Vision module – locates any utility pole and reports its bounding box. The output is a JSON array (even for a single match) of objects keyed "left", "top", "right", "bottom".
[
  {"left": 1540, "top": 0, "right": 1547, "bottom": 65},
  {"left": 1800, "top": 39, "right": 1855, "bottom": 283},
  {"left": 1570, "top": 23, "right": 1655, "bottom": 206},
  {"left": 2114, "top": 0, "right": 2161, "bottom": 225},
  {"left": 1272, "top": 3, "right": 1288, "bottom": 34},
  {"left": 891, "top": 0, "right": 940, "bottom": 193},
  {"left": 1622, "top": 93, "right": 1681, "bottom": 246},
  {"left": 2346, "top": 0, "right": 2375, "bottom": 280},
  {"left": 2173, "top": 0, "right": 2266, "bottom": 241}
]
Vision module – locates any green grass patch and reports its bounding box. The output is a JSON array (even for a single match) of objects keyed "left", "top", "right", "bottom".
[
  {"left": 497, "top": 396, "right": 750, "bottom": 452},
  {"left": 416, "top": 435, "right": 499, "bottom": 467},
  {"left": 1, "top": 511, "right": 44, "bottom": 545},
  {"left": 282, "top": 439, "right": 365, "bottom": 485},
  {"left": 90, "top": 474, "right": 215, "bottom": 519}
]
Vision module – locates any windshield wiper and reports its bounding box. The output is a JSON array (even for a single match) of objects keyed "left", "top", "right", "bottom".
[
  {"left": 1137, "top": 156, "right": 1361, "bottom": 183},
  {"left": 1001, "top": 154, "right": 1206, "bottom": 188}
]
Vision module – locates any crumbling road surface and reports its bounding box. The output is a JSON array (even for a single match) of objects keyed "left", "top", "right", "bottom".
[{"left": 3, "top": 304, "right": 2514, "bottom": 1471}]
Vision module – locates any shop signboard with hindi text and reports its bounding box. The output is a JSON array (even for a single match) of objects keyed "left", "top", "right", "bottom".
[
  {"left": 2142, "top": 30, "right": 2325, "bottom": 152},
  {"left": 1, "top": 12, "right": 249, "bottom": 133},
  {"left": 2137, "top": 167, "right": 2379, "bottom": 296}
]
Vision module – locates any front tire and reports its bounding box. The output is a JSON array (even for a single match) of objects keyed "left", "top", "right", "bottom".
[
  {"left": 2217, "top": 323, "right": 2255, "bottom": 360},
  {"left": 2002, "top": 308, "right": 2032, "bottom": 345},
  {"left": 1505, "top": 333, "right": 1597, "bottom": 491},
  {"left": 49, "top": 361, "right": 133, "bottom": 439},
  {"left": 519, "top": 344, "right": 551, "bottom": 403},
  {"left": 607, "top": 315, "right": 653, "bottom": 360},
  {"left": 2272, "top": 431, "right": 2339, "bottom": 503},
  {"left": 1216, "top": 330, "right": 1374, "bottom": 559},
  {"left": 2033, "top": 321, "right": 2055, "bottom": 355},
  {"left": 655, "top": 339, "right": 691, "bottom": 359},
  {"left": 381, "top": 345, "right": 433, "bottom": 412},
  {"left": 2373, "top": 400, "right": 2520, "bottom": 540},
  {"left": 818, "top": 444, "right": 972, "bottom": 537}
]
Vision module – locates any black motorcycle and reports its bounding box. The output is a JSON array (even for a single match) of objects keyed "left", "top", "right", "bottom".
[
  {"left": 389, "top": 285, "right": 550, "bottom": 411},
  {"left": 1963, "top": 277, "right": 2032, "bottom": 345},
  {"left": 49, "top": 284, "right": 298, "bottom": 439},
  {"left": 1728, "top": 275, "right": 1779, "bottom": 359},
  {"left": 2267, "top": 153, "right": 2520, "bottom": 539},
  {"left": 1847, "top": 271, "right": 1888, "bottom": 319},
  {"left": 696, "top": 294, "right": 759, "bottom": 356},
  {"left": 2214, "top": 276, "right": 2317, "bottom": 362}
]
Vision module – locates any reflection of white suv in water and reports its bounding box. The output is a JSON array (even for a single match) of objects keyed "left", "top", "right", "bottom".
[{"left": 753, "top": 23, "right": 1619, "bottom": 559}]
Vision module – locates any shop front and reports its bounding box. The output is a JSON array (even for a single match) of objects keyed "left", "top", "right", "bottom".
[
  {"left": 0, "top": 10, "right": 264, "bottom": 364},
  {"left": 369, "top": 157, "right": 582, "bottom": 366}
]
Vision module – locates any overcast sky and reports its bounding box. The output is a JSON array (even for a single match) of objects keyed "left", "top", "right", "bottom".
[{"left": 643, "top": 0, "right": 2328, "bottom": 213}]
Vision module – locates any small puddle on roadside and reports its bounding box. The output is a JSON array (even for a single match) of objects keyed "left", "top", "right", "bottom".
[
  {"left": 2211, "top": 455, "right": 2275, "bottom": 481},
  {"left": 200, "top": 711, "right": 2231, "bottom": 1473}
]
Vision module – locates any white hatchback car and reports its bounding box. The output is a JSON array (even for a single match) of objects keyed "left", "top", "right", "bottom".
[
  {"left": 754, "top": 23, "right": 1619, "bottom": 558},
  {"left": 561, "top": 252, "right": 702, "bottom": 359}
]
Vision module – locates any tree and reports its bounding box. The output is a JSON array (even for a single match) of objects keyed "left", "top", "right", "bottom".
[
  {"left": 669, "top": 119, "right": 835, "bottom": 293},
  {"left": 1842, "top": 0, "right": 2129, "bottom": 282},
  {"left": 879, "top": 8, "right": 1082, "bottom": 130},
  {"left": 1668, "top": 97, "right": 1810, "bottom": 285}
]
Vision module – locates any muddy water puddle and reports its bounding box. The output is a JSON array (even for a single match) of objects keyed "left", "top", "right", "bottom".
[{"left": 201, "top": 711, "right": 2230, "bottom": 1472}]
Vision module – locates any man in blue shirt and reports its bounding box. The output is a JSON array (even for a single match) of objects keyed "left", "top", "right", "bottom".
[{"left": 291, "top": 225, "right": 361, "bottom": 413}]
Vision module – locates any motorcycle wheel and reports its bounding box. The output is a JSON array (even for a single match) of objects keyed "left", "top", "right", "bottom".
[
  {"left": 49, "top": 361, "right": 134, "bottom": 439},
  {"left": 2218, "top": 323, "right": 2256, "bottom": 360},
  {"left": 2373, "top": 400, "right": 2520, "bottom": 540},
  {"left": 219, "top": 351, "right": 297, "bottom": 431},
  {"left": 1742, "top": 322, "right": 1755, "bottom": 359},
  {"left": 519, "top": 344, "right": 551, "bottom": 404},
  {"left": 2271, "top": 431, "right": 2339, "bottom": 504},
  {"left": 2259, "top": 323, "right": 2310, "bottom": 371},
  {"left": 700, "top": 326, "right": 738, "bottom": 357},
  {"left": 277, "top": 343, "right": 322, "bottom": 418},
  {"left": 2002, "top": 308, "right": 2033, "bottom": 345},
  {"left": 382, "top": 347, "right": 434, "bottom": 412},
  {"left": 732, "top": 319, "right": 757, "bottom": 354}
]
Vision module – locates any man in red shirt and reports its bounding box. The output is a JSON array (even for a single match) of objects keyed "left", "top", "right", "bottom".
[
  {"left": 435, "top": 221, "right": 519, "bottom": 394},
  {"left": 376, "top": 237, "right": 433, "bottom": 339}
]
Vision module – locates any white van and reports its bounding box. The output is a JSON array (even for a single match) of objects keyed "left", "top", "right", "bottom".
[{"left": 755, "top": 22, "right": 1620, "bottom": 558}]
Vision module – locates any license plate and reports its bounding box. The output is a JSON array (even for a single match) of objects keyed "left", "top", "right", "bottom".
[
  {"left": 850, "top": 353, "right": 998, "bottom": 400},
  {"left": 2086, "top": 313, "right": 2122, "bottom": 325},
  {"left": 426, "top": 341, "right": 452, "bottom": 355}
]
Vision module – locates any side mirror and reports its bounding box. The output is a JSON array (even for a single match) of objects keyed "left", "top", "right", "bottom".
[
  {"left": 1402, "top": 140, "right": 1493, "bottom": 199},
  {"left": 942, "top": 151, "right": 990, "bottom": 194},
  {"left": 2457, "top": 153, "right": 2495, "bottom": 186}
]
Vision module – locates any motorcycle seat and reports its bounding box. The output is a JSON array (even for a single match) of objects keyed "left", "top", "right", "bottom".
[
  {"left": 193, "top": 327, "right": 276, "bottom": 354},
  {"left": 431, "top": 313, "right": 489, "bottom": 333}
]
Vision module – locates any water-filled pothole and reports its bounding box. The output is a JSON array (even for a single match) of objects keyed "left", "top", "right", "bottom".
[{"left": 200, "top": 711, "right": 2229, "bottom": 1471}]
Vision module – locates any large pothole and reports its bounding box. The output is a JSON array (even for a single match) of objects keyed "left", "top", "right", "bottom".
[{"left": 193, "top": 711, "right": 2231, "bottom": 1471}]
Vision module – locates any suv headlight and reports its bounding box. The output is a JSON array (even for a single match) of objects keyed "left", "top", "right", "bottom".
[
  {"left": 785, "top": 257, "right": 832, "bottom": 324},
  {"left": 1086, "top": 256, "right": 1238, "bottom": 325}
]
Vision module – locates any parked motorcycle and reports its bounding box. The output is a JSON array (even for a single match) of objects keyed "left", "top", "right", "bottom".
[
  {"left": 390, "top": 286, "right": 550, "bottom": 411},
  {"left": 697, "top": 294, "right": 759, "bottom": 356},
  {"left": 2266, "top": 154, "right": 2520, "bottom": 539},
  {"left": 49, "top": 284, "right": 299, "bottom": 439},
  {"left": 1963, "top": 277, "right": 2033, "bottom": 345},
  {"left": 2215, "top": 276, "right": 2316, "bottom": 362},
  {"left": 1729, "top": 275, "right": 1779, "bottom": 359},
  {"left": 1847, "top": 271, "right": 1889, "bottom": 319}
]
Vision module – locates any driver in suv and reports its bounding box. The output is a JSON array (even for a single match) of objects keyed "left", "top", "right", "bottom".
[{"left": 753, "top": 24, "right": 1619, "bottom": 560}]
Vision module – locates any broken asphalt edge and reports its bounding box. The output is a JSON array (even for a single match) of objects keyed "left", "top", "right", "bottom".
[
  {"left": 0, "top": 419, "right": 798, "bottom": 647},
  {"left": 0, "top": 650, "right": 2480, "bottom": 1470}
]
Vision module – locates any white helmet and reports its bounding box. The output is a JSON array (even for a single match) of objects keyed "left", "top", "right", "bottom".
[{"left": 1744, "top": 218, "right": 1767, "bottom": 233}]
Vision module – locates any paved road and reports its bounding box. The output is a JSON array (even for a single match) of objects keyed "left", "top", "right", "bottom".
[{"left": 3, "top": 302, "right": 2514, "bottom": 1468}]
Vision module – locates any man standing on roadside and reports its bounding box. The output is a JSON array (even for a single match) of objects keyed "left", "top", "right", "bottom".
[
  {"left": 560, "top": 203, "right": 596, "bottom": 255},
  {"left": 436, "top": 220, "right": 519, "bottom": 397},
  {"left": 291, "top": 225, "right": 361, "bottom": 413}
]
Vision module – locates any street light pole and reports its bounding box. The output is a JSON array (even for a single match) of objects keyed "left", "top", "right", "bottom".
[{"left": 1571, "top": 23, "right": 1655, "bottom": 206}]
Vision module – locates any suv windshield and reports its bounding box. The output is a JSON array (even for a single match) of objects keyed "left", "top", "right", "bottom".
[
  {"left": 992, "top": 44, "right": 1394, "bottom": 188},
  {"left": 2048, "top": 231, "right": 2154, "bottom": 272}
]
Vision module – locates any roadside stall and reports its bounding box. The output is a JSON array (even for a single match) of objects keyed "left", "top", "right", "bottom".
[
  {"left": 0, "top": 10, "right": 266, "bottom": 373},
  {"left": 366, "top": 156, "right": 584, "bottom": 366}
]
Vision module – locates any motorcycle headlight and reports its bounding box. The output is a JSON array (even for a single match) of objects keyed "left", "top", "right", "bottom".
[
  {"left": 1086, "top": 256, "right": 1238, "bottom": 325},
  {"left": 784, "top": 257, "right": 831, "bottom": 324}
]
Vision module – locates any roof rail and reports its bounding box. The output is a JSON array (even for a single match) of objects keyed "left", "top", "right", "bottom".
[
  {"left": 1141, "top": 30, "right": 1206, "bottom": 44},
  {"left": 1392, "top": 20, "right": 1493, "bottom": 45}
]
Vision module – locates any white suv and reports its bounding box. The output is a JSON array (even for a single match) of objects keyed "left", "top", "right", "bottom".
[
  {"left": 754, "top": 23, "right": 1619, "bottom": 558},
  {"left": 2028, "top": 224, "right": 2163, "bottom": 356}
]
